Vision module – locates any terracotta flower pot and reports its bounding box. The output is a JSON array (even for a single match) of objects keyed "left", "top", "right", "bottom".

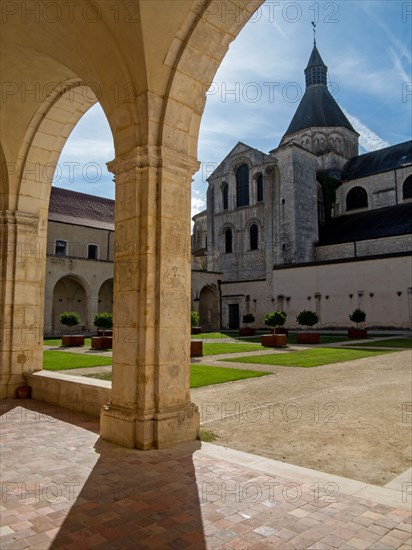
[
  {"left": 261, "top": 334, "right": 287, "bottom": 347},
  {"left": 296, "top": 332, "right": 320, "bottom": 344},
  {"left": 348, "top": 328, "right": 368, "bottom": 339},
  {"left": 190, "top": 340, "right": 203, "bottom": 357},
  {"left": 61, "top": 335, "right": 85, "bottom": 347},
  {"left": 239, "top": 327, "right": 256, "bottom": 337},
  {"left": 16, "top": 386, "right": 31, "bottom": 399},
  {"left": 91, "top": 336, "right": 113, "bottom": 349}
]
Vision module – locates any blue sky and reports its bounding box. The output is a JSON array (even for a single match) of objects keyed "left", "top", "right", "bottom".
[{"left": 55, "top": 0, "right": 412, "bottom": 217}]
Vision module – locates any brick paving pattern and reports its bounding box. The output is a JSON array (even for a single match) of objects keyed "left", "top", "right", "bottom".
[{"left": 1, "top": 400, "right": 411, "bottom": 549}]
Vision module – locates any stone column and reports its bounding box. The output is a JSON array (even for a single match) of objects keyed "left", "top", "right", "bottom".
[
  {"left": 0, "top": 210, "right": 46, "bottom": 398},
  {"left": 100, "top": 147, "right": 200, "bottom": 449}
]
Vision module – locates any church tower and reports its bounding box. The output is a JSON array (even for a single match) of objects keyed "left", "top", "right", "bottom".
[{"left": 279, "top": 40, "right": 359, "bottom": 169}]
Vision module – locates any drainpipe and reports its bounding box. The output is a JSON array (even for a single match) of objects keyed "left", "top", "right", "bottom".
[
  {"left": 217, "top": 279, "right": 223, "bottom": 329},
  {"left": 394, "top": 170, "right": 398, "bottom": 205}
]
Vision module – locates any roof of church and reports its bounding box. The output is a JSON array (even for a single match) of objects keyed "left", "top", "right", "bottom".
[
  {"left": 318, "top": 202, "right": 412, "bottom": 246},
  {"left": 342, "top": 140, "right": 412, "bottom": 180},
  {"left": 48, "top": 187, "right": 114, "bottom": 230},
  {"left": 281, "top": 44, "right": 356, "bottom": 140}
]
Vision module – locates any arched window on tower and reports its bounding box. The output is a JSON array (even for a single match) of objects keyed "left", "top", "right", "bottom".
[
  {"left": 222, "top": 183, "right": 229, "bottom": 210},
  {"left": 236, "top": 164, "right": 249, "bottom": 207},
  {"left": 256, "top": 174, "right": 263, "bottom": 202},
  {"left": 346, "top": 186, "right": 368, "bottom": 211},
  {"left": 250, "top": 224, "right": 258, "bottom": 250},
  {"left": 403, "top": 175, "right": 412, "bottom": 199},
  {"left": 225, "top": 228, "right": 233, "bottom": 253}
]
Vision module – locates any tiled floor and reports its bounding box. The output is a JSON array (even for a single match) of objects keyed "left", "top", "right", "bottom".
[{"left": 1, "top": 400, "right": 411, "bottom": 549}]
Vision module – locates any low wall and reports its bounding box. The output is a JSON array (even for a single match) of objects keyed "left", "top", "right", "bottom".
[{"left": 26, "top": 371, "right": 111, "bottom": 418}]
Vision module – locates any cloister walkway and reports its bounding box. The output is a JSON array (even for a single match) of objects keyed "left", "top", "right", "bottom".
[{"left": 1, "top": 399, "right": 411, "bottom": 550}]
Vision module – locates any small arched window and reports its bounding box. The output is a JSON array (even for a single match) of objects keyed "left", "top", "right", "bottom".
[
  {"left": 256, "top": 174, "right": 263, "bottom": 202},
  {"left": 250, "top": 224, "right": 258, "bottom": 250},
  {"left": 403, "top": 175, "right": 412, "bottom": 199},
  {"left": 225, "top": 228, "right": 233, "bottom": 254},
  {"left": 236, "top": 164, "right": 249, "bottom": 207},
  {"left": 346, "top": 186, "right": 368, "bottom": 211},
  {"left": 87, "top": 244, "right": 98, "bottom": 260},
  {"left": 222, "top": 183, "right": 229, "bottom": 210}
]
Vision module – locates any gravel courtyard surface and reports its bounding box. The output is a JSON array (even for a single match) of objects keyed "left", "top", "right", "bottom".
[{"left": 192, "top": 349, "right": 412, "bottom": 486}]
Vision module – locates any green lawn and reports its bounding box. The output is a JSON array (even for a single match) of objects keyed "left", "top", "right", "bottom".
[
  {"left": 223, "top": 347, "right": 395, "bottom": 368},
  {"left": 43, "top": 351, "right": 112, "bottom": 371},
  {"left": 198, "top": 331, "right": 237, "bottom": 339},
  {"left": 44, "top": 338, "right": 92, "bottom": 347},
  {"left": 237, "top": 334, "right": 350, "bottom": 344},
  {"left": 85, "top": 364, "right": 270, "bottom": 387},
  {"left": 345, "top": 338, "right": 412, "bottom": 349},
  {"left": 202, "top": 342, "right": 263, "bottom": 356}
]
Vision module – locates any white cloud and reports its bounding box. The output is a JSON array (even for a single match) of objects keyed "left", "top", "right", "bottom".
[
  {"left": 191, "top": 191, "right": 206, "bottom": 219},
  {"left": 343, "top": 109, "right": 390, "bottom": 152}
]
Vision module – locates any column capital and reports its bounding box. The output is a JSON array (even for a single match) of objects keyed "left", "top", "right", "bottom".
[
  {"left": 107, "top": 145, "right": 200, "bottom": 178},
  {"left": 0, "top": 210, "right": 40, "bottom": 228}
]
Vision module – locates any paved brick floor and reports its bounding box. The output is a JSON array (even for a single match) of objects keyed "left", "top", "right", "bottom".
[{"left": 1, "top": 400, "right": 411, "bottom": 549}]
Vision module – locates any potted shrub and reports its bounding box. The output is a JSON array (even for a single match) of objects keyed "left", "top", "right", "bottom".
[
  {"left": 261, "top": 311, "right": 288, "bottom": 347},
  {"left": 191, "top": 310, "right": 202, "bottom": 335},
  {"left": 348, "top": 308, "right": 367, "bottom": 338},
  {"left": 92, "top": 313, "right": 113, "bottom": 349},
  {"left": 296, "top": 310, "right": 320, "bottom": 344},
  {"left": 239, "top": 313, "right": 256, "bottom": 336},
  {"left": 16, "top": 385, "right": 31, "bottom": 399},
  {"left": 60, "top": 312, "right": 84, "bottom": 346}
]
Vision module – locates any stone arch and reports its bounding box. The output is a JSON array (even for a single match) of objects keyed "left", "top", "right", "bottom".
[
  {"left": 98, "top": 278, "right": 114, "bottom": 314},
  {"left": 17, "top": 80, "right": 98, "bottom": 213},
  {"left": 52, "top": 274, "right": 91, "bottom": 334},
  {"left": 199, "top": 285, "right": 219, "bottom": 330}
]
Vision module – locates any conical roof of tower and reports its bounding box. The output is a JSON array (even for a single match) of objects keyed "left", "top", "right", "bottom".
[{"left": 281, "top": 43, "right": 356, "bottom": 140}]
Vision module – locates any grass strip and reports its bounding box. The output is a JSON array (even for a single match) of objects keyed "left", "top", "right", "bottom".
[
  {"left": 43, "top": 351, "right": 112, "bottom": 370},
  {"left": 222, "top": 347, "right": 395, "bottom": 368},
  {"left": 85, "top": 364, "right": 270, "bottom": 387}
]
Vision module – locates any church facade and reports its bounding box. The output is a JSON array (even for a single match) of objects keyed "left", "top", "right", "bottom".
[
  {"left": 191, "top": 43, "right": 412, "bottom": 330},
  {"left": 43, "top": 43, "right": 411, "bottom": 336}
]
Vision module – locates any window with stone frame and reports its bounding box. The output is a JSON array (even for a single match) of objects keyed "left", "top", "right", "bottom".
[
  {"left": 225, "top": 228, "right": 233, "bottom": 253},
  {"left": 87, "top": 244, "right": 98, "bottom": 260},
  {"left": 403, "top": 175, "right": 412, "bottom": 199},
  {"left": 55, "top": 240, "right": 67, "bottom": 256},
  {"left": 250, "top": 224, "right": 258, "bottom": 250},
  {"left": 256, "top": 174, "right": 263, "bottom": 202},
  {"left": 346, "top": 186, "right": 368, "bottom": 211},
  {"left": 236, "top": 164, "right": 249, "bottom": 207},
  {"left": 222, "top": 183, "right": 229, "bottom": 210}
]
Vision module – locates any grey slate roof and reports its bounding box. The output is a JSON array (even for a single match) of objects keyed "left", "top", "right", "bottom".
[
  {"left": 318, "top": 202, "right": 412, "bottom": 246},
  {"left": 48, "top": 187, "right": 114, "bottom": 230},
  {"left": 342, "top": 141, "right": 412, "bottom": 180},
  {"left": 282, "top": 44, "right": 356, "bottom": 139}
]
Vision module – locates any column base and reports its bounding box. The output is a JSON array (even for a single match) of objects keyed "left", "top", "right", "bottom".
[{"left": 100, "top": 402, "right": 200, "bottom": 450}]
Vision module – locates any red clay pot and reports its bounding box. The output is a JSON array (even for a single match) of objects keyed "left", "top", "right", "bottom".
[
  {"left": 61, "top": 335, "right": 85, "bottom": 347},
  {"left": 348, "top": 328, "right": 368, "bottom": 339},
  {"left": 190, "top": 340, "right": 203, "bottom": 357},
  {"left": 239, "top": 327, "right": 256, "bottom": 337},
  {"left": 261, "top": 334, "right": 287, "bottom": 347},
  {"left": 91, "top": 336, "right": 113, "bottom": 349},
  {"left": 296, "top": 332, "right": 320, "bottom": 344},
  {"left": 16, "top": 386, "right": 31, "bottom": 399}
]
